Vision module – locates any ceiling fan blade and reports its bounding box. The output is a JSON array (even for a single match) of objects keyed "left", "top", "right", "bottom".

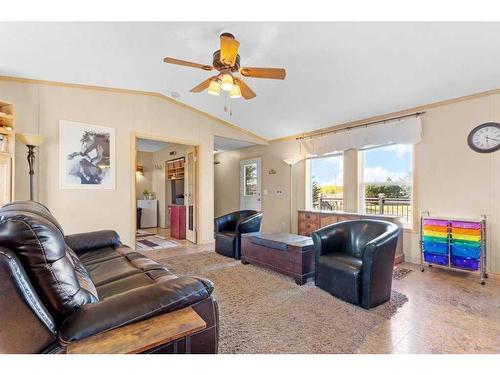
[
  {"left": 163, "top": 57, "right": 213, "bottom": 71},
  {"left": 220, "top": 35, "right": 240, "bottom": 67},
  {"left": 240, "top": 67, "right": 286, "bottom": 80},
  {"left": 190, "top": 78, "right": 213, "bottom": 93},
  {"left": 235, "top": 78, "right": 256, "bottom": 100}
]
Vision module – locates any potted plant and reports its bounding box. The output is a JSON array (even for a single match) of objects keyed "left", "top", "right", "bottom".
[{"left": 143, "top": 189, "right": 150, "bottom": 200}]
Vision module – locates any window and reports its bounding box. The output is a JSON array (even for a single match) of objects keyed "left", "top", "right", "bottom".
[
  {"left": 244, "top": 163, "right": 257, "bottom": 196},
  {"left": 359, "top": 144, "right": 413, "bottom": 225},
  {"left": 309, "top": 153, "right": 344, "bottom": 211}
]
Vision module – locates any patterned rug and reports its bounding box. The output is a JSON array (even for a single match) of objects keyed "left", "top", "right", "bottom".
[
  {"left": 136, "top": 229, "right": 152, "bottom": 237},
  {"left": 393, "top": 267, "right": 413, "bottom": 280},
  {"left": 160, "top": 251, "right": 409, "bottom": 354},
  {"left": 136, "top": 235, "right": 181, "bottom": 251}
]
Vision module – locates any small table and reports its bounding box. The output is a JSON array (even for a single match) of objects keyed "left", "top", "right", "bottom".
[{"left": 241, "top": 232, "right": 315, "bottom": 285}]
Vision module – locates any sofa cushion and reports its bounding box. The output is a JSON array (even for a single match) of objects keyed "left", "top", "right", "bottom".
[
  {"left": 85, "top": 256, "right": 143, "bottom": 286},
  {"left": 0, "top": 201, "right": 97, "bottom": 322},
  {"left": 79, "top": 246, "right": 123, "bottom": 265}
]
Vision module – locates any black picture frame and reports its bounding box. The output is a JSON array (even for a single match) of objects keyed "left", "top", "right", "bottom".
[{"left": 467, "top": 122, "right": 500, "bottom": 153}]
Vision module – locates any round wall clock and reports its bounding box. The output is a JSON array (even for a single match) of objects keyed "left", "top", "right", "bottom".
[{"left": 467, "top": 122, "right": 500, "bottom": 153}]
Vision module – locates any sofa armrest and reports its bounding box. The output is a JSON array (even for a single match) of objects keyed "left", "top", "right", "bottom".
[
  {"left": 236, "top": 212, "right": 263, "bottom": 234},
  {"left": 64, "top": 230, "right": 121, "bottom": 254},
  {"left": 311, "top": 223, "right": 349, "bottom": 262},
  {"left": 59, "top": 276, "right": 213, "bottom": 343}
]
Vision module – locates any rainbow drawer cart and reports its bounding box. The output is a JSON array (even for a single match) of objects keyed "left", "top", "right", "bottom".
[{"left": 419, "top": 213, "right": 488, "bottom": 284}]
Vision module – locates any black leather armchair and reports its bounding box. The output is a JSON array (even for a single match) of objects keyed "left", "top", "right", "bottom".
[
  {"left": 214, "top": 210, "right": 263, "bottom": 259},
  {"left": 312, "top": 220, "right": 400, "bottom": 309}
]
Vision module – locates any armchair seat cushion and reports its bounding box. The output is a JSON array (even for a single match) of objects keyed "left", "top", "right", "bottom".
[
  {"left": 217, "top": 231, "right": 238, "bottom": 239},
  {"left": 316, "top": 254, "right": 362, "bottom": 305}
]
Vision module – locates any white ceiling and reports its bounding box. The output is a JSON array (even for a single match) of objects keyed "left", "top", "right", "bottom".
[
  {"left": 136, "top": 138, "right": 170, "bottom": 152},
  {"left": 2, "top": 22, "right": 500, "bottom": 139},
  {"left": 214, "top": 136, "right": 256, "bottom": 152}
]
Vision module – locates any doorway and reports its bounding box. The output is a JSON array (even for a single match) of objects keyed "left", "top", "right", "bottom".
[
  {"left": 240, "top": 157, "right": 262, "bottom": 211},
  {"left": 132, "top": 134, "right": 199, "bottom": 251}
]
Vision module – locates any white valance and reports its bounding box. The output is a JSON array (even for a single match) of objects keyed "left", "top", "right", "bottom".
[{"left": 300, "top": 116, "right": 422, "bottom": 156}]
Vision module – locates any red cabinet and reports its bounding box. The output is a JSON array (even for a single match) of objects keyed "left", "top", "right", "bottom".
[{"left": 169, "top": 205, "right": 186, "bottom": 239}]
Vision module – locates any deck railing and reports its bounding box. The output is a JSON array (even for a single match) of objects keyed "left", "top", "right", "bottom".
[{"left": 317, "top": 195, "right": 411, "bottom": 222}]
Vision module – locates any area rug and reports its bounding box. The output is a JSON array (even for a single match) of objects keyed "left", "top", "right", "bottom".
[
  {"left": 392, "top": 267, "right": 413, "bottom": 280},
  {"left": 160, "top": 251, "right": 408, "bottom": 354},
  {"left": 136, "top": 235, "right": 181, "bottom": 251},
  {"left": 136, "top": 229, "right": 152, "bottom": 238}
]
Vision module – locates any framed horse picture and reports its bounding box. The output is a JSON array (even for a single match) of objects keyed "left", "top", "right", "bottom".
[{"left": 59, "top": 120, "right": 116, "bottom": 189}]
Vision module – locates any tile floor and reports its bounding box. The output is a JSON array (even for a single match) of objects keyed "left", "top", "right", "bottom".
[{"left": 141, "top": 230, "right": 500, "bottom": 354}]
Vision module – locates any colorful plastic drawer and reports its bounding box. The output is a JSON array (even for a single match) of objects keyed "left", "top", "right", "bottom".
[
  {"left": 450, "top": 233, "right": 481, "bottom": 242},
  {"left": 423, "top": 224, "right": 448, "bottom": 233},
  {"left": 450, "top": 227, "right": 481, "bottom": 236},
  {"left": 423, "top": 235, "right": 448, "bottom": 244},
  {"left": 423, "top": 219, "right": 448, "bottom": 227},
  {"left": 451, "top": 245, "right": 480, "bottom": 259},
  {"left": 452, "top": 238, "right": 481, "bottom": 248},
  {"left": 423, "top": 241, "right": 448, "bottom": 255},
  {"left": 423, "top": 230, "right": 448, "bottom": 239},
  {"left": 450, "top": 221, "right": 481, "bottom": 230},
  {"left": 451, "top": 255, "right": 479, "bottom": 271},
  {"left": 423, "top": 251, "right": 448, "bottom": 265}
]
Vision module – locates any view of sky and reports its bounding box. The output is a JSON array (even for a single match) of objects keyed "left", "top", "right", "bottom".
[{"left": 311, "top": 144, "right": 412, "bottom": 186}]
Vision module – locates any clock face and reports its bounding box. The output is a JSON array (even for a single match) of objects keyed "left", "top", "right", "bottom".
[{"left": 467, "top": 122, "right": 500, "bottom": 153}]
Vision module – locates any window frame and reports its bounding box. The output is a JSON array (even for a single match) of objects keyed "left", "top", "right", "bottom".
[
  {"left": 358, "top": 143, "right": 415, "bottom": 229},
  {"left": 306, "top": 152, "right": 344, "bottom": 212}
]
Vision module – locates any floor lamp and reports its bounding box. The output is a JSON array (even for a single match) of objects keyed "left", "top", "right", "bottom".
[
  {"left": 17, "top": 133, "right": 44, "bottom": 201},
  {"left": 283, "top": 158, "right": 303, "bottom": 233}
]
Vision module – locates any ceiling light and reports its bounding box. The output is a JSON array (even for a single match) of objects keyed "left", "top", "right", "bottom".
[
  {"left": 229, "top": 83, "right": 242, "bottom": 99},
  {"left": 207, "top": 80, "right": 221, "bottom": 96},
  {"left": 220, "top": 73, "right": 234, "bottom": 91}
]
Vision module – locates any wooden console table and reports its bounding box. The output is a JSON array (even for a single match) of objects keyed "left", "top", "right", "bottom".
[
  {"left": 66, "top": 307, "right": 206, "bottom": 354},
  {"left": 298, "top": 210, "right": 405, "bottom": 264}
]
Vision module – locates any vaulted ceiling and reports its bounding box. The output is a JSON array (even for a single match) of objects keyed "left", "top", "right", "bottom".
[{"left": 2, "top": 22, "right": 500, "bottom": 139}]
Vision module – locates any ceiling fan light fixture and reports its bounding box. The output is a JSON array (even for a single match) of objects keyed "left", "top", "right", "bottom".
[
  {"left": 229, "top": 83, "right": 242, "bottom": 99},
  {"left": 207, "top": 79, "right": 221, "bottom": 96},
  {"left": 220, "top": 73, "right": 234, "bottom": 91}
]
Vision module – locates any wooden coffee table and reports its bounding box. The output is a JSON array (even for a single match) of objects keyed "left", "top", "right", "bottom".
[{"left": 241, "top": 232, "right": 315, "bottom": 285}]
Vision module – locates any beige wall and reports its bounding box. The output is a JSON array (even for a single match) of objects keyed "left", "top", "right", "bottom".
[
  {"left": 0, "top": 79, "right": 266, "bottom": 246},
  {"left": 136, "top": 151, "right": 153, "bottom": 200},
  {"left": 214, "top": 93, "right": 500, "bottom": 273},
  {"left": 152, "top": 144, "right": 187, "bottom": 228},
  {"left": 215, "top": 139, "right": 306, "bottom": 233}
]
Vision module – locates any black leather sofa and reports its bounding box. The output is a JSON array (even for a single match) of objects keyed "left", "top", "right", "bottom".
[
  {"left": 214, "top": 210, "right": 263, "bottom": 260},
  {"left": 0, "top": 201, "right": 219, "bottom": 354},
  {"left": 312, "top": 219, "right": 400, "bottom": 309}
]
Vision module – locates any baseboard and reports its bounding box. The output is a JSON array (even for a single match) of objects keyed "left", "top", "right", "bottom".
[{"left": 394, "top": 253, "right": 405, "bottom": 265}]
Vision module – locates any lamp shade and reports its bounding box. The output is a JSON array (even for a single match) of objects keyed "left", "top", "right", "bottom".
[
  {"left": 18, "top": 133, "right": 44, "bottom": 147},
  {"left": 229, "top": 83, "right": 242, "bottom": 99},
  {"left": 207, "top": 80, "right": 221, "bottom": 96},
  {"left": 220, "top": 73, "right": 234, "bottom": 91},
  {"left": 283, "top": 157, "right": 303, "bottom": 166}
]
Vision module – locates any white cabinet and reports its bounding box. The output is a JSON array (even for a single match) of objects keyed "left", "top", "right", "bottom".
[{"left": 137, "top": 199, "right": 158, "bottom": 228}]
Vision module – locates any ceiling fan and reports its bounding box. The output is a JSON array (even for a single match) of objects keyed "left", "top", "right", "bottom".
[{"left": 163, "top": 32, "right": 286, "bottom": 100}]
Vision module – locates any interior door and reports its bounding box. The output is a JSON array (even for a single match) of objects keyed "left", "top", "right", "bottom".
[
  {"left": 240, "top": 157, "right": 262, "bottom": 211},
  {"left": 184, "top": 147, "right": 197, "bottom": 243}
]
